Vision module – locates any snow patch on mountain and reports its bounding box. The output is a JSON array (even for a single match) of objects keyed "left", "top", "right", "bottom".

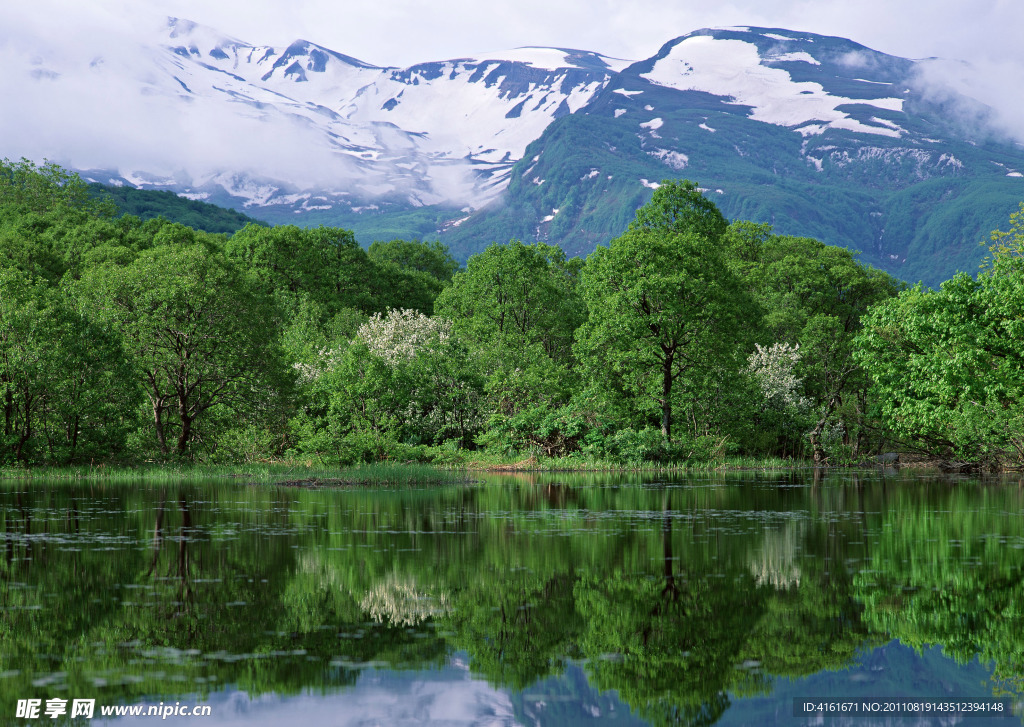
[
  {"left": 648, "top": 148, "right": 689, "bottom": 170},
  {"left": 5, "top": 15, "right": 624, "bottom": 211},
  {"left": 768, "top": 51, "right": 820, "bottom": 65},
  {"left": 641, "top": 36, "right": 905, "bottom": 137}
]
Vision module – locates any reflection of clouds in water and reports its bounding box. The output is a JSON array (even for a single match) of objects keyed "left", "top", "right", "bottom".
[
  {"left": 749, "top": 520, "right": 804, "bottom": 590},
  {"left": 92, "top": 665, "right": 517, "bottom": 725}
]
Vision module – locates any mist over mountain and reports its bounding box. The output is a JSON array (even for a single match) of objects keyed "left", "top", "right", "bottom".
[
  {"left": 444, "top": 27, "right": 1024, "bottom": 284},
  {"left": 5, "top": 16, "right": 1024, "bottom": 284}
]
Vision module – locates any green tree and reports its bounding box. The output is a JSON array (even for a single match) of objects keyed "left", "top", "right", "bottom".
[
  {"left": 0, "top": 268, "right": 135, "bottom": 463},
  {"left": 227, "top": 225, "right": 450, "bottom": 318},
  {"left": 0, "top": 157, "right": 109, "bottom": 216},
  {"left": 629, "top": 179, "right": 728, "bottom": 242},
  {"left": 577, "top": 228, "right": 756, "bottom": 443},
  {"left": 226, "top": 223, "right": 378, "bottom": 315},
  {"left": 435, "top": 240, "right": 583, "bottom": 363},
  {"left": 734, "top": 228, "right": 901, "bottom": 460},
  {"left": 367, "top": 238, "right": 459, "bottom": 283},
  {"left": 77, "top": 240, "right": 291, "bottom": 457},
  {"left": 435, "top": 240, "right": 585, "bottom": 454},
  {"left": 855, "top": 205, "right": 1024, "bottom": 464},
  {"left": 289, "top": 309, "right": 483, "bottom": 461}
]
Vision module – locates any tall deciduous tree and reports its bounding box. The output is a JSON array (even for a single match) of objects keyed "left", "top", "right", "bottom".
[
  {"left": 577, "top": 228, "right": 756, "bottom": 442},
  {"left": 434, "top": 240, "right": 585, "bottom": 453},
  {"left": 742, "top": 233, "right": 901, "bottom": 461},
  {"left": 367, "top": 239, "right": 459, "bottom": 283},
  {"left": 630, "top": 179, "right": 728, "bottom": 242},
  {"left": 434, "top": 240, "right": 583, "bottom": 363},
  {"left": 78, "top": 240, "right": 290, "bottom": 456},
  {"left": 0, "top": 268, "right": 135, "bottom": 463}
]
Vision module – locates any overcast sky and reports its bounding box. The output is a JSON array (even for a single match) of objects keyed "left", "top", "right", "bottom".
[
  {"left": 2, "top": 0, "right": 1018, "bottom": 68},
  {"left": 3, "top": 0, "right": 1023, "bottom": 189},
  {"left": 137, "top": 0, "right": 1017, "bottom": 69}
]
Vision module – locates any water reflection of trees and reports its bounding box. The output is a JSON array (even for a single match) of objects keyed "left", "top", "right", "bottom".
[
  {"left": 0, "top": 475, "right": 1022, "bottom": 723},
  {"left": 852, "top": 483, "right": 1024, "bottom": 698}
]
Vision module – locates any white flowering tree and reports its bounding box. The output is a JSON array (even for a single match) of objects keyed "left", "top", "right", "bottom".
[
  {"left": 743, "top": 341, "right": 815, "bottom": 458},
  {"left": 355, "top": 308, "right": 453, "bottom": 364},
  {"left": 746, "top": 342, "right": 809, "bottom": 412},
  {"left": 290, "top": 308, "right": 484, "bottom": 460}
]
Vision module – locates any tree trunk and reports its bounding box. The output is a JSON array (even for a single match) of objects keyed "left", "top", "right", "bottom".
[
  {"left": 808, "top": 395, "right": 840, "bottom": 464},
  {"left": 69, "top": 415, "right": 80, "bottom": 462},
  {"left": 661, "top": 354, "right": 673, "bottom": 442},
  {"left": 13, "top": 393, "right": 31, "bottom": 462},
  {"left": 176, "top": 411, "right": 192, "bottom": 456},
  {"left": 14, "top": 431, "right": 30, "bottom": 462},
  {"left": 3, "top": 388, "right": 12, "bottom": 438},
  {"left": 152, "top": 399, "right": 169, "bottom": 456}
]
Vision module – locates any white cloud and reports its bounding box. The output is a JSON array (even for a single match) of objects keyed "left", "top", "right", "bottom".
[
  {"left": 138, "top": 0, "right": 1024, "bottom": 147},
  {"left": 2, "top": 0, "right": 1024, "bottom": 195}
]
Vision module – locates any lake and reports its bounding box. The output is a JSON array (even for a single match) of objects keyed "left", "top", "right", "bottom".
[{"left": 2, "top": 469, "right": 1023, "bottom": 725}]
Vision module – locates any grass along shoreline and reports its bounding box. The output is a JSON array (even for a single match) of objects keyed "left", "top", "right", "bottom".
[
  {"left": 0, "top": 454, "right": 897, "bottom": 486},
  {"left": 0, "top": 462, "right": 473, "bottom": 487}
]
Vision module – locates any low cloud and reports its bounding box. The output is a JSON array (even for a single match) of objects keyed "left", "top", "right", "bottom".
[
  {"left": 4, "top": 0, "right": 1024, "bottom": 207},
  {"left": 910, "top": 56, "right": 1024, "bottom": 145},
  {"left": 0, "top": 2, "right": 484, "bottom": 206}
]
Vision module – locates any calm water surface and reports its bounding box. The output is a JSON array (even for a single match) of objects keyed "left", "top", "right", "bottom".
[{"left": 2, "top": 470, "right": 1023, "bottom": 725}]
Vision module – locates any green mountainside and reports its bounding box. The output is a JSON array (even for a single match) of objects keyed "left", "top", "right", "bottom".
[
  {"left": 439, "top": 29, "right": 1024, "bottom": 286},
  {"left": 90, "top": 184, "right": 266, "bottom": 234},
  {"left": 74, "top": 28, "right": 1024, "bottom": 287}
]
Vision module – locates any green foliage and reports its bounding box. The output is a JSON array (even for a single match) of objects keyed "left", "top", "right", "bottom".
[
  {"left": 436, "top": 240, "right": 583, "bottom": 359},
  {"left": 287, "top": 309, "right": 484, "bottom": 463},
  {"left": 856, "top": 277, "right": 1024, "bottom": 463},
  {"left": 732, "top": 227, "right": 902, "bottom": 460},
  {"left": 577, "top": 226, "right": 757, "bottom": 444},
  {"left": 0, "top": 268, "right": 137, "bottom": 464},
  {"left": 1, "top": 157, "right": 109, "bottom": 216},
  {"left": 90, "top": 183, "right": 264, "bottom": 234},
  {"left": 227, "top": 225, "right": 446, "bottom": 317},
  {"left": 628, "top": 179, "right": 728, "bottom": 241},
  {"left": 368, "top": 238, "right": 460, "bottom": 282},
  {"left": 435, "top": 240, "right": 585, "bottom": 455},
  {"left": 3, "top": 158, "right": 1018, "bottom": 467},
  {"left": 854, "top": 205, "right": 1024, "bottom": 463},
  {"left": 76, "top": 237, "right": 292, "bottom": 458}
]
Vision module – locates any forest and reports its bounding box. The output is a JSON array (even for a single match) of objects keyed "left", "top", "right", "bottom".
[{"left": 2, "top": 158, "right": 1022, "bottom": 469}]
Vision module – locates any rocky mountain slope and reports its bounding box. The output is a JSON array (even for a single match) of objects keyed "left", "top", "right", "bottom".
[
  {"left": 15, "top": 19, "right": 1024, "bottom": 283},
  {"left": 443, "top": 28, "right": 1024, "bottom": 284}
]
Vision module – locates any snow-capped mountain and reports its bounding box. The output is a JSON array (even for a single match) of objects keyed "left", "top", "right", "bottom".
[
  {"left": 56, "top": 17, "right": 626, "bottom": 212},
  {"left": 443, "top": 27, "right": 1024, "bottom": 284},
  {"left": 7, "top": 19, "right": 1024, "bottom": 283}
]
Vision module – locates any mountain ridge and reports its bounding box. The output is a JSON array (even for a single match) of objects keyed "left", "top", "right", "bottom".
[{"left": 12, "top": 19, "right": 1024, "bottom": 284}]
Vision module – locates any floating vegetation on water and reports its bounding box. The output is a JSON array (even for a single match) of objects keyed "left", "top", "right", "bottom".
[{"left": 0, "top": 462, "right": 476, "bottom": 487}]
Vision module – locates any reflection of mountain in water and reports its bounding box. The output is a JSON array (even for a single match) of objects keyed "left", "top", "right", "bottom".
[{"left": 1, "top": 472, "right": 1023, "bottom": 725}]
